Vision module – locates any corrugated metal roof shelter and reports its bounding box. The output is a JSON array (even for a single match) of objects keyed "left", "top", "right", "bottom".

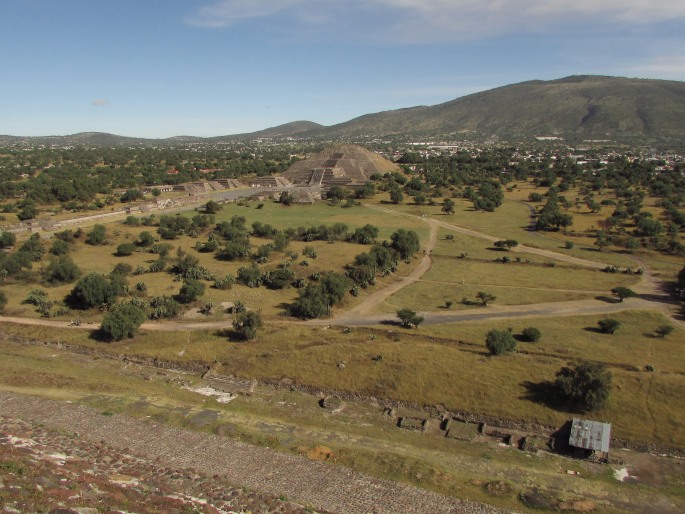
[{"left": 569, "top": 418, "right": 611, "bottom": 453}]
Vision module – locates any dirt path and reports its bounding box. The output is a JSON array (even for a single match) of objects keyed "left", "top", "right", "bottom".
[
  {"left": 0, "top": 391, "right": 504, "bottom": 514},
  {"left": 342, "top": 217, "right": 439, "bottom": 317},
  {"left": 364, "top": 204, "right": 609, "bottom": 269}
]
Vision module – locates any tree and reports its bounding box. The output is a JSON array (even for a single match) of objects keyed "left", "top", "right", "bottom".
[
  {"left": 45, "top": 255, "right": 81, "bottom": 284},
  {"left": 178, "top": 278, "right": 205, "bottom": 303},
  {"left": 396, "top": 308, "right": 424, "bottom": 328},
  {"left": 326, "top": 186, "right": 348, "bottom": 204},
  {"left": 279, "top": 191, "right": 293, "bottom": 206},
  {"left": 521, "top": 327, "right": 541, "bottom": 342},
  {"left": 493, "top": 239, "right": 519, "bottom": 251},
  {"left": 120, "top": 189, "right": 143, "bottom": 202},
  {"left": 555, "top": 361, "right": 612, "bottom": 411},
  {"left": 678, "top": 265, "right": 685, "bottom": 289},
  {"left": 50, "top": 239, "right": 70, "bottom": 256},
  {"left": 232, "top": 310, "right": 263, "bottom": 341},
  {"left": 70, "top": 273, "right": 117, "bottom": 309},
  {"left": 441, "top": 198, "right": 455, "bottom": 215},
  {"left": 204, "top": 200, "right": 222, "bottom": 214},
  {"left": 0, "top": 231, "right": 16, "bottom": 249},
  {"left": 597, "top": 318, "right": 620, "bottom": 334},
  {"left": 389, "top": 187, "right": 404, "bottom": 204},
  {"left": 137, "top": 231, "right": 155, "bottom": 247},
  {"left": 611, "top": 286, "right": 636, "bottom": 302},
  {"left": 349, "top": 224, "right": 378, "bottom": 245},
  {"left": 86, "top": 224, "right": 107, "bottom": 245},
  {"left": 485, "top": 329, "right": 517, "bottom": 355},
  {"left": 237, "top": 264, "right": 262, "bottom": 288},
  {"left": 390, "top": 229, "right": 420, "bottom": 260},
  {"left": 476, "top": 291, "right": 496, "bottom": 306},
  {"left": 100, "top": 303, "right": 146, "bottom": 341},
  {"left": 17, "top": 201, "right": 38, "bottom": 221}
]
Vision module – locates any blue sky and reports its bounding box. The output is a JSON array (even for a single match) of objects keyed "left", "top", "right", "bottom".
[{"left": 2, "top": 0, "right": 684, "bottom": 138}]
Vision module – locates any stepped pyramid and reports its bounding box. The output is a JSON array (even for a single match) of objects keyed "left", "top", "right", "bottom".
[{"left": 282, "top": 144, "right": 399, "bottom": 188}]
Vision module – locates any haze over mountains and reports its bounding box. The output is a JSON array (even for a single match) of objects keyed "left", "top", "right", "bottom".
[{"left": 3, "top": 76, "right": 685, "bottom": 146}]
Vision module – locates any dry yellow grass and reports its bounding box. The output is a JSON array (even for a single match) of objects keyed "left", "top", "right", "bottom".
[{"left": 1, "top": 309, "right": 683, "bottom": 446}]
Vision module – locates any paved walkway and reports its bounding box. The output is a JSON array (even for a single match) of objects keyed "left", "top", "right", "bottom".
[{"left": 0, "top": 392, "right": 508, "bottom": 514}]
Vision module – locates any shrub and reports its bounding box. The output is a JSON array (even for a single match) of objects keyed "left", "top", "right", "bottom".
[
  {"left": 655, "top": 325, "right": 674, "bottom": 338},
  {"left": 45, "top": 255, "right": 81, "bottom": 284},
  {"left": 0, "top": 290, "right": 6, "bottom": 312},
  {"left": 70, "top": 273, "right": 116, "bottom": 309},
  {"left": 86, "top": 224, "right": 107, "bottom": 245},
  {"left": 116, "top": 243, "right": 136, "bottom": 256},
  {"left": 611, "top": 286, "right": 636, "bottom": 302},
  {"left": 232, "top": 310, "right": 263, "bottom": 341},
  {"left": 521, "top": 327, "right": 541, "bottom": 342},
  {"left": 50, "top": 239, "right": 70, "bottom": 256},
  {"left": 100, "top": 304, "right": 146, "bottom": 341},
  {"left": 237, "top": 265, "right": 262, "bottom": 288},
  {"left": 212, "top": 274, "right": 235, "bottom": 290},
  {"left": 597, "top": 318, "right": 620, "bottom": 334},
  {"left": 485, "top": 329, "right": 517, "bottom": 355},
  {"left": 178, "top": 278, "right": 205, "bottom": 303},
  {"left": 396, "top": 308, "right": 424, "bottom": 328},
  {"left": 0, "top": 231, "right": 16, "bottom": 249}
]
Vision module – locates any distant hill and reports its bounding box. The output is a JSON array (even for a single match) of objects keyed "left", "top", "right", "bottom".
[
  {"left": 3, "top": 76, "right": 685, "bottom": 146},
  {"left": 210, "top": 120, "right": 324, "bottom": 141},
  {"left": 308, "top": 75, "right": 685, "bottom": 144},
  {"left": 0, "top": 121, "right": 324, "bottom": 147}
]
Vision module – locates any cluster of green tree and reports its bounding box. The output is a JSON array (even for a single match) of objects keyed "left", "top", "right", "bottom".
[
  {"left": 0, "top": 143, "right": 327, "bottom": 215},
  {"left": 535, "top": 189, "right": 573, "bottom": 231}
]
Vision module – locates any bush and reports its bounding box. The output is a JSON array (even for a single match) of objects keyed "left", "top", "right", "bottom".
[
  {"left": 232, "top": 310, "right": 263, "bottom": 341},
  {"left": 45, "top": 255, "right": 81, "bottom": 284},
  {"left": 555, "top": 361, "right": 612, "bottom": 411},
  {"left": 485, "top": 329, "right": 517, "bottom": 355},
  {"left": 597, "top": 318, "right": 620, "bottom": 334},
  {"left": 178, "top": 278, "right": 205, "bottom": 303},
  {"left": 655, "top": 325, "right": 674, "bottom": 338},
  {"left": 50, "top": 239, "right": 70, "bottom": 256},
  {"left": 0, "top": 290, "right": 6, "bottom": 312},
  {"left": 116, "top": 243, "right": 136, "bottom": 256},
  {"left": 149, "top": 296, "right": 180, "bottom": 319},
  {"left": 521, "top": 327, "right": 541, "bottom": 342},
  {"left": 0, "top": 231, "right": 16, "bottom": 249},
  {"left": 396, "top": 308, "right": 424, "bottom": 328},
  {"left": 237, "top": 265, "right": 262, "bottom": 288},
  {"left": 70, "top": 273, "right": 116, "bottom": 309},
  {"left": 100, "top": 304, "right": 146, "bottom": 341},
  {"left": 86, "top": 224, "right": 107, "bottom": 245}
]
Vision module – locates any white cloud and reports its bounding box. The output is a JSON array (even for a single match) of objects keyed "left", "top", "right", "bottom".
[
  {"left": 91, "top": 99, "right": 109, "bottom": 107},
  {"left": 186, "top": 0, "right": 685, "bottom": 42},
  {"left": 628, "top": 56, "right": 685, "bottom": 79}
]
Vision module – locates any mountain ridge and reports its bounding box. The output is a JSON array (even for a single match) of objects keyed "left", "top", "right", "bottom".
[{"left": 2, "top": 75, "right": 684, "bottom": 145}]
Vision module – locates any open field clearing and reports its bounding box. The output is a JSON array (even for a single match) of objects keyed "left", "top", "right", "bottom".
[
  {"left": 370, "top": 193, "right": 644, "bottom": 269},
  {"left": 2, "top": 309, "right": 683, "bottom": 446}
]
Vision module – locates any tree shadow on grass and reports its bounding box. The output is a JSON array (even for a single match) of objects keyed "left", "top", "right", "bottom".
[
  {"left": 594, "top": 295, "right": 619, "bottom": 303},
  {"left": 583, "top": 326, "right": 606, "bottom": 334},
  {"left": 87, "top": 328, "right": 112, "bottom": 343},
  {"left": 520, "top": 380, "right": 569, "bottom": 411}
]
